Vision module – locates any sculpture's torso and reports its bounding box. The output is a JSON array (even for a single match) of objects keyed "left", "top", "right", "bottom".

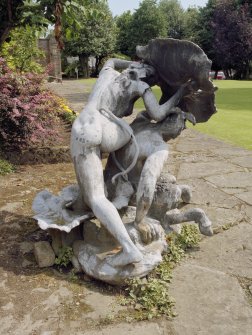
[{"left": 70, "top": 66, "right": 139, "bottom": 157}]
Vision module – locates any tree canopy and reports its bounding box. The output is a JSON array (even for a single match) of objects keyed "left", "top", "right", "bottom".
[
  {"left": 1, "top": 0, "right": 251, "bottom": 79},
  {"left": 0, "top": 0, "right": 87, "bottom": 49},
  {"left": 159, "top": 0, "right": 185, "bottom": 39},
  {"left": 1, "top": 25, "right": 45, "bottom": 73},
  {"left": 211, "top": 0, "right": 252, "bottom": 79},
  {"left": 63, "top": 0, "right": 116, "bottom": 77},
  {"left": 115, "top": 0, "right": 202, "bottom": 58},
  {"left": 116, "top": 0, "right": 166, "bottom": 58}
]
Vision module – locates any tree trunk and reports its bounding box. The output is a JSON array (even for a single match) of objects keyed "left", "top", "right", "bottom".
[
  {"left": 95, "top": 56, "right": 103, "bottom": 77},
  {"left": 243, "top": 61, "right": 250, "bottom": 80},
  {"left": 0, "top": 0, "right": 13, "bottom": 47},
  {"left": 79, "top": 54, "right": 89, "bottom": 78},
  {"left": 224, "top": 69, "right": 230, "bottom": 79},
  {"left": 0, "top": 25, "right": 12, "bottom": 47}
]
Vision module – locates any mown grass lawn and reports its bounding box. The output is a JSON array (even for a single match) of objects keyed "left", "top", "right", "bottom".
[
  {"left": 191, "top": 80, "right": 252, "bottom": 150},
  {"left": 81, "top": 78, "right": 252, "bottom": 150}
]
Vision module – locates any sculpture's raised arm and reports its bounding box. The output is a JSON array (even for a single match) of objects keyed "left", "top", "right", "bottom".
[
  {"left": 140, "top": 81, "right": 192, "bottom": 122},
  {"left": 102, "top": 58, "right": 134, "bottom": 71},
  {"left": 102, "top": 61, "right": 194, "bottom": 123}
]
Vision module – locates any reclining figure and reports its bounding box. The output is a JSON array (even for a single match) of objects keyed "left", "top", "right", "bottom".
[{"left": 104, "top": 109, "right": 213, "bottom": 242}]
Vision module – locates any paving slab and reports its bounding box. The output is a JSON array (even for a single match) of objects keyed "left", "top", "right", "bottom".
[
  {"left": 228, "top": 155, "right": 252, "bottom": 169},
  {"left": 178, "top": 178, "right": 243, "bottom": 209},
  {"left": 76, "top": 322, "right": 162, "bottom": 335},
  {"left": 175, "top": 133, "right": 228, "bottom": 153},
  {"left": 221, "top": 187, "right": 248, "bottom": 195},
  {"left": 244, "top": 204, "right": 252, "bottom": 220},
  {"left": 235, "top": 191, "right": 252, "bottom": 205},
  {"left": 185, "top": 223, "right": 252, "bottom": 278},
  {"left": 177, "top": 161, "right": 242, "bottom": 180},
  {"left": 206, "top": 171, "right": 252, "bottom": 188},
  {"left": 170, "top": 263, "right": 252, "bottom": 335},
  {"left": 210, "top": 146, "right": 250, "bottom": 158}
]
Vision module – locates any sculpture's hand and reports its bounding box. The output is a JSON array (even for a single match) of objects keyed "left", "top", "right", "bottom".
[
  {"left": 135, "top": 220, "right": 164, "bottom": 245},
  {"left": 182, "top": 80, "right": 198, "bottom": 96},
  {"left": 135, "top": 80, "right": 150, "bottom": 96},
  {"left": 184, "top": 112, "right": 196, "bottom": 125}
]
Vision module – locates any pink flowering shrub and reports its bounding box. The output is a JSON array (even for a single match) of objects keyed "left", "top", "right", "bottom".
[{"left": 0, "top": 58, "right": 63, "bottom": 150}]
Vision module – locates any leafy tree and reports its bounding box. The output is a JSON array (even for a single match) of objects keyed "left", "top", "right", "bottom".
[
  {"left": 64, "top": 0, "right": 116, "bottom": 77},
  {"left": 211, "top": 0, "right": 252, "bottom": 79},
  {"left": 159, "top": 0, "right": 185, "bottom": 39},
  {"left": 1, "top": 25, "right": 45, "bottom": 73},
  {"left": 195, "top": 0, "right": 221, "bottom": 73},
  {"left": 125, "top": 0, "right": 166, "bottom": 57},
  {"left": 0, "top": 0, "right": 27, "bottom": 46},
  {"left": 0, "top": 0, "right": 51, "bottom": 47},
  {"left": 236, "top": 0, "right": 252, "bottom": 15},
  {"left": 115, "top": 11, "right": 133, "bottom": 57},
  {"left": 182, "top": 7, "right": 200, "bottom": 42},
  {"left": 0, "top": 1, "right": 85, "bottom": 49}
]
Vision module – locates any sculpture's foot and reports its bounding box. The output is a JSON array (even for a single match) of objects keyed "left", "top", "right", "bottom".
[
  {"left": 106, "top": 248, "right": 143, "bottom": 267},
  {"left": 197, "top": 210, "right": 213, "bottom": 236},
  {"left": 163, "top": 208, "right": 213, "bottom": 237},
  {"left": 199, "top": 222, "right": 213, "bottom": 236}
]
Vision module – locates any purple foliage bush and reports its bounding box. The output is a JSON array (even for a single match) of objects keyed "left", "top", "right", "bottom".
[{"left": 0, "top": 58, "right": 62, "bottom": 150}]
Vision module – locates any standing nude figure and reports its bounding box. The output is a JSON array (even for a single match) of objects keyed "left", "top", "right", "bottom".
[{"left": 70, "top": 59, "right": 190, "bottom": 267}]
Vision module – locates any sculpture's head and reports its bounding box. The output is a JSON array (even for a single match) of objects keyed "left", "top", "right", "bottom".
[
  {"left": 117, "top": 62, "right": 157, "bottom": 89},
  {"left": 126, "top": 62, "right": 158, "bottom": 86}
]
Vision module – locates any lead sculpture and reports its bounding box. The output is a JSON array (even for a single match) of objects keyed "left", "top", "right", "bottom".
[{"left": 33, "top": 38, "right": 217, "bottom": 284}]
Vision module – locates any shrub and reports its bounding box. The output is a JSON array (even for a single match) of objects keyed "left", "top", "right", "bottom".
[
  {"left": 1, "top": 26, "right": 45, "bottom": 73},
  {"left": 0, "top": 158, "right": 14, "bottom": 175},
  {"left": 0, "top": 58, "right": 68, "bottom": 150}
]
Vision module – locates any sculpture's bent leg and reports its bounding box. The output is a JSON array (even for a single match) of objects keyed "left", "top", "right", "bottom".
[
  {"left": 163, "top": 208, "right": 213, "bottom": 236},
  {"left": 135, "top": 149, "right": 168, "bottom": 244},
  {"left": 75, "top": 149, "right": 143, "bottom": 267}
]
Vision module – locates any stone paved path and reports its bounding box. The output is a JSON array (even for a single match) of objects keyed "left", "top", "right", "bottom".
[{"left": 0, "top": 80, "right": 251, "bottom": 335}]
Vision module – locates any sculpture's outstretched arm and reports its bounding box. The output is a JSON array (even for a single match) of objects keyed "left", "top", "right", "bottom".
[{"left": 140, "top": 82, "right": 191, "bottom": 122}]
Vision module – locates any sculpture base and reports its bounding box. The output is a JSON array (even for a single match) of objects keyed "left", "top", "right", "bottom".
[
  {"left": 72, "top": 208, "right": 167, "bottom": 284},
  {"left": 32, "top": 184, "right": 212, "bottom": 285}
]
